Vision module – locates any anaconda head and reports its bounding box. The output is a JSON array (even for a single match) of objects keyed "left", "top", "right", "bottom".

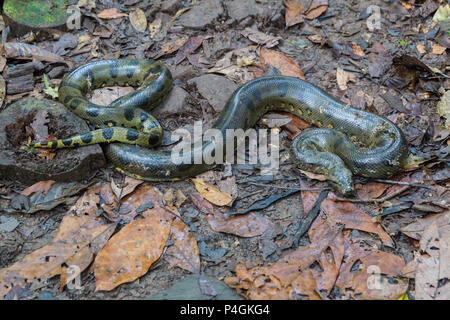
[{"left": 328, "top": 167, "right": 354, "bottom": 196}]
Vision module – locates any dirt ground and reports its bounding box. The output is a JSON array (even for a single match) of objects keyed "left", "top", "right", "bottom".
[{"left": 0, "top": 0, "right": 449, "bottom": 300}]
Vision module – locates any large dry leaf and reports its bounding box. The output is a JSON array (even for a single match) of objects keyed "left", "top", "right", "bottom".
[
  {"left": 21, "top": 180, "right": 55, "bottom": 197},
  {"left": 153, "top": 36, "right": 189, "bottom": 59},
  {"left": 191, "top": 178, "right": 233, "bottom": 206},
  {"left": 94, "top": 214, "right": 173, "bottom": 291},
  {"left": 190, "top": 193, "right": 273, "bottom": 237},
  {"left": 320, "top": 198, "right": 394, "bottom": 247},
  {"left": 208, "top": 46, "right": 258, "bottom": 83},
  {"left": 0, "top": 186, "right": 115, "bottom": 298},
  {"left": 1, "top": 43, "right": 65, "bottom": 64},
  {"left": 225, "top": 219, "right": 341, "bottom": 299},
  {"left": 284, "top": 0, "right": 328, "bottom": 27},
  {"left": 260, "top": 48, "right": 305, "bottom": 79},
  {"left": 164, "top": 217, "right": 200, "bottom": 273},
  {"left": 302, "top": 187, "right": 394, "bottom": 246},
  {"left": 355, "top": 181, "right": 389, "bottom": 200},
  {"left": 401, "top": 211, "right": 450, "bottom": 240},
  {"left": 174, "top": 36, "right": 205, "bottom": 65},
  {"left": 241, "top": 28, "right": 281, "bottom": 48},
  {"left": 308, "top": 219, "right": 345, "bottom": 293},
  {"left": 335, "top": 239, "right": 407, "bottom": 300},
  {"left": 110, "top": 176, "right": 143, "bottom": 199},
  {"left": 416, "top": 221, "right": 440, "bottom": 299},
  {"left": 284, "top": 0, "right": 306, "bottom": 27}
]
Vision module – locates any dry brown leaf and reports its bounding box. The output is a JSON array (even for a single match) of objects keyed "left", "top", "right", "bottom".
[
  {"left": 284, "top": 0, "right": 306, "bottom": 27},
  {"left": 174, "top": 36, "right": 205, "bottom": 65},
  {"left": 336, "top": 67, "right": 356, "bottom": 91},
  {"left": 0, "top": 186, "right": 115, "bottom": 298},
  {"left": 21, "top": 180, "right": 56, "bottom": 197},
  {"left": 209, "top": 46, "right": 258, "bottom": 83},
  {"left": 321, "top": 197, "right": 394, "bottom": 247},
  {"left": 432, "top": 43, "right": 447, "bottom": 55},
  {"left": 241, "top": 28, "right": 282, "bottom": 48},
  {"left": 190, "top": 192, "right": 273, "bottom": 237},
  {"left": 149, "top": 18, "right": 162, "bottom": 39},
  {"left": 301, "top": 186, "right": 394, "bottom": 246},
  {"left": 355, "top": 182, "right": 389, "bottom": 200},
  {"left": 164, "top": 217, "right": 200, "bottom": 273},
  {"left": 110, "top": 176, "right": 143, "bottom": 199},
  {"left": 284, "top": 0, "right": 328, "bottom": 27},
  {"left": 401, "top": 211, "right": 450, "bottom": 240},
  {"left": 260, "top": 48, "right": 305, "bottom": 79},
  {"left": 94, "top": 214, "right": 173, "bottom": 291},
  {"left": 305, "top": 0, "right": 328, "bottom": 20},
  {"left": 115, "top": 184, "right": 172, "bottom": 223},
  {"left": 1, "top": 42, "right": 65, "bottom": 64},
  {"left": 336, "top": 245, "right": 407, "bottom": 299},
  {"left": 225, "top": 219, "right": 340, "bottom": 299},
  {"left": 129, "top": 8, "right": 147, "bottom": 32},
  {"left": 416, "top": 221, "right": 440, "bottom": 299},
  {"left": 191, "top": 178, "right": 233, "bottom": 206},
  {"left": 97, "top": 8, "right": 128, "bottom": 19},
  {"left": 154, "top": 36, "right": 189, "bottom": 59},
  {"left": 351, "top": 42, "right": 365, "bottom": 57}
]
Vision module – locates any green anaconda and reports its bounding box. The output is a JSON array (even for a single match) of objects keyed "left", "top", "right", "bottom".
[{"left": 30, "top": 59, "right": 409, "bottom": 195}]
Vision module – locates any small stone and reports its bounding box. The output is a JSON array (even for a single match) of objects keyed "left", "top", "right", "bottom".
[
  {"left": 153, "top": 86, "right": 190, "bottom": 117},
  {"left": 226, "top": 0, "right": 257, "bottom": 21},
  {"left": 179, "top": 0, "right": 223, "bottom": 29},
  {"left": 188, "top": 74, "right": 238, "bottom": 112}
]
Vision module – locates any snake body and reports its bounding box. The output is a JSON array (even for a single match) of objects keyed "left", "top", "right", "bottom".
[{"left": 30, "top": 59, "right": 409, "bottom": 194}]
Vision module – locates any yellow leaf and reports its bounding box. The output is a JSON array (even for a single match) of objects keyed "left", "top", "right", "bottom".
[
  {"left": 97, "top": 8, "right": 128, "bottom": 19},
  {"left": 129, "top": 8, "right": 147, "bottom": 32},
  {"left": 432, "top": 43, "right": 447, "bottom": 55},
  {"left": 191, "top": 178, "right": 233, "bottom": 206}
]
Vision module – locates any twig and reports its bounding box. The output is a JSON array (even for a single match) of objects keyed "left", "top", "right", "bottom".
[
  {"left": 334, "top": 185, "right": 411, "bottom": 203},
  {"left": 371, "top": 179, "right": 438, "bottom": 190},
  {"left": 293, "top": 189, "right": 328, "bottom": 248},
  {"left": 246, "top": 182, "right": 328, "bottom": 192}
]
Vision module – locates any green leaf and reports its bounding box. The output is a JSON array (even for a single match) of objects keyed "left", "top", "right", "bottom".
[{"left": 43, "top": 74, "right": 58, "bottom": 99}]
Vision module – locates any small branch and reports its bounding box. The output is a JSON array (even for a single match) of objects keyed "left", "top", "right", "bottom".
[
  {"left": 372, "top": 179, "right": 437, "bottom": 190},
  {"left": 334, "top": 185, "right": 411, "bottom": 203},
  {"left": 245, "top": 182, "right": 328, "bottom": 192}
]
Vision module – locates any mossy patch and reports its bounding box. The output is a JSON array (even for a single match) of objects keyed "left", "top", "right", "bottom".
[{"left": 3, "top": 0, "right": 78, "bottom": 28}]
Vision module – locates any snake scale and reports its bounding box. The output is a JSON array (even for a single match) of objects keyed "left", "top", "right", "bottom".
[{"left": 30, "top": 59, "right": 409, "bottom": 195}]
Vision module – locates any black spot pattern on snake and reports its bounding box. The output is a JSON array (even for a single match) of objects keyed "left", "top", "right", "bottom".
[
  {"left": 62, "top": 138, "right": 73, "bottom": 146},
  {"left": 73, "top": 143, "right": 80, "bottom": 148},
  {"left": 104, "top": 120, "right": 117, "bottom": 127},
  {"left": 68, "top": 98, "right": 84, "bottom": 110},
  {"left": 102, "top": 128, "right": 114, "bottom": 140},
  {"left": 126, "top": 130, "right": 139, "bottom": 141},
  {"left": 81, "top": 133, "right": 93, "bottom": 144},
  {"left": 51, "top": 141, "right": 58, "bottom": 148},
  {"left": 148, "top": 134, "right": 160, "bottom": 146},
  {"left": 86, "top": 106, "right": 100, "bottom": 117},
  {"left": 124, "top": 108, "right": 134, "bottom": 121},
  {"left": 39, "top": 141, "right": 48, "bottom": 146},
  {"left": 140, "top": 112, "right": 149, "bottom": 122}
]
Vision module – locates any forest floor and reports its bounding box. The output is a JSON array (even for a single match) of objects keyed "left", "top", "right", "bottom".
[{"left": 0, "top": 0, "right": 448, "bottom": 300}]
